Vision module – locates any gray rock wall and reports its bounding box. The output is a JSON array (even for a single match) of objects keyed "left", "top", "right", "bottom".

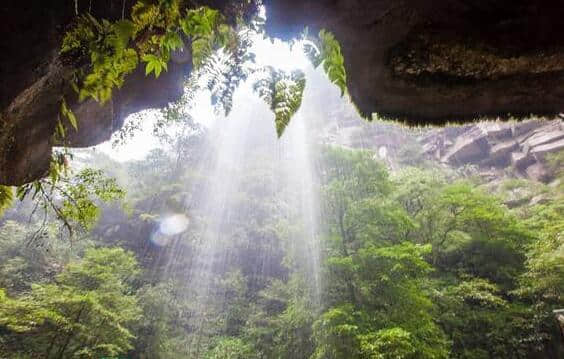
[{"left": 420, "top": 119, "right": 564, "bottom": 182}]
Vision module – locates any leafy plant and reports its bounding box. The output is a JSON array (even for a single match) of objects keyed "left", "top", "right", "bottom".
[
  {"left": 57, "top": 1, "right": 318, "bottom": 144},
  {"left": 142, "top": 53, "right": 168, "bottom": 77},
  {"left": 205, "top": 337, "right": 257, "bottom": 359},
  {"left": 304, "top": 29, "right": 347, "bottom": 96},
  {"left": 61, "top": 2, "right": 232, "bottom": 99},
  {"left": 358, "top": 328, "right": 416, "bottom": 359},
  {"left": 199, "top": 28, "right": 255, "bottom": 116},
  {"left": 0, "top": 247, "right": 141, "bottom": 358},
  {"left": 253, "top": 67, "right": 306, "bottom": 137},
  {"left": 181, "top": 6, "right": 228, "bottom": 69},
  {"left": 0, "top": 185, "right": 13, "bottom": 217},
  {"left": 16, "top": 160, "right": 125, "bottom": 239}
]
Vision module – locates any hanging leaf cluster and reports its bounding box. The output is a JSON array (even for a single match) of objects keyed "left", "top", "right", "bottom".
[
  {"left": 59, "top": 1, "right": 323, "bottom": 141},
  {"left": 62, "top": 14, "right": 138, "bottom": 103},
  {"left": 53, "top": 97, "right": 80, "bottom": 144},
  {"left": 303, "top": 29, "right": 347, "bottom": 96},
  {"left": 253, "top": 67, "right": 306, "bottom": 137},
  {"left": 181, "top": 6, "right": 229, "bottom": 68},
  {"left": 197, "top": 28, "right": 255, "bottom": 116},
  {"left": 60, "top": 0, "right": 237, "bottom": 104}
]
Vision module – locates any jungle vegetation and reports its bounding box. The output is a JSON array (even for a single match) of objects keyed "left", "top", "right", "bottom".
[
  {"left": 57, "top": 0, "right": 346, "bottom": 140},
  {"left": 0, "top": 1, "right": 562, "bottom": 358},
  {"left": 0, "top": 115, "right": 562, "bottom": 358}
]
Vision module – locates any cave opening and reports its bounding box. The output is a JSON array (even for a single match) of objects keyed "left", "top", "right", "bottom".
[{"left": 0, "top": 1, "right": 563, "bottom": 358}]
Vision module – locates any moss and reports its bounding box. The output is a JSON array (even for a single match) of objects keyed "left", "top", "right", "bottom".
[
  {"left": 390, "top": 33, "right": 564, "bottom": 82},
  {"left": 0, "top": 117, "right": 16, "bottom": 179}
]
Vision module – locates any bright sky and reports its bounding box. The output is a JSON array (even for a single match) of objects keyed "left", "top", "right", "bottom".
[{"left": 92, "top": 36, "right": 310, "bottom": 162}]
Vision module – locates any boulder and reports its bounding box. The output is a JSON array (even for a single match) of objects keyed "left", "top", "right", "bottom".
[
  {"left": 443, "top": 128, "right": 490, "bottom": 165},
  {"left": 530, "top": 194, "right": 551, "bottom": 206},
  {"left": 523, "top": 126, "right": 564, "bottom": 149},
  {"left": 477, "top": 122, "right": 512, "bottom": 140},
  {"left": 483, "top": 141, "right": 519, "bottom": 167},
  {"left": 419, "top": 118, "right": 564, "bottom": 181},
  {"left": 525, "top": 163, "right": 551, "bottom": 182},
  {"left": 512, "top": 120, "right": 545, "bottom": 137},
  {"left": 530, "top": 138, "right": 564, "bottom": 157},
  {"left": 504, "top": 187, "right": 534, "bottom": 208}
]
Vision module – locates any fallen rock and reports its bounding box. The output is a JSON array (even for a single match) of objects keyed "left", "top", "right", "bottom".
[
  {"left": 504, "top": 187, "right": 534, "bottom": 208},
  {"left": 512, "top": 120, "right": 545, "bottom": 137},
  {"left": 477, "top": 122, "right": 512, "bottom": 140},
  {"left": 523, "top": 126, "right": 564, "bottom": 149},
  {"left": 530, "top": 138, "right": 564, "bottom": 157},
  {"left": 511, "top": 152, "right": 536, "bottom": 170},
  {"left": 484, "top": 141, "right": 519, "bottom": 167},
  {"left": 443, "top": 127, "right": 490, "bottom": 165},
  {"left": 530, "top": 194, "right": 551, "bottom": 206}
]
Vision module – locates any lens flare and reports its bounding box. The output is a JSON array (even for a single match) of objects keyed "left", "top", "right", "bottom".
[
  {"left": 159, "top": 214, "right": 190, "bottom": 236},
  {"left": 378, "top": 146, "right": 388, "bottom": 159},
  {"left": 150, "top": 214, "right": 190, "bottom": 246}
]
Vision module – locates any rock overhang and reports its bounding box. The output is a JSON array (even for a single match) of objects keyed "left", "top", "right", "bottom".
[{"left": 2, "top": 0, "right": 564, "bottom": 185}]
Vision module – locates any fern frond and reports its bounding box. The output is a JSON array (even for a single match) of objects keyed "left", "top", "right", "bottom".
[
  {"left": 253, "top": 67, "right": 306, "bottom": 137},
  {"left": 304, "top": 29, "right": 347, "bottom": 96},
  {"left": 192, "top": 26, "right": 256, "bottom": 117}
]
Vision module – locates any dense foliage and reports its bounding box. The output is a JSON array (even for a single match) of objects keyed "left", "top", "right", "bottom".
[
  {"left": 1, "top": 3, "right": 561, "bottom": 358},
  {"left": 0, "top": 110, "right": 562, "bottom": 358},
  {"left": 54, "top": 0, "right": 349, "bottom": 141}
]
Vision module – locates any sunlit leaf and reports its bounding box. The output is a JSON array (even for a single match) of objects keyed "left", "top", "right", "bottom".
[
  {"left": 0, "top": 186, "right": 13, "bottom": 217},
  {"left": 253, "top": 67, "right": 306, "bottom": 137}
]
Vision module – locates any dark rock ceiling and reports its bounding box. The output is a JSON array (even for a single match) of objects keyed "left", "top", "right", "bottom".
[{"left": 2, "top": 0, "right": 564, "bottom": 185}]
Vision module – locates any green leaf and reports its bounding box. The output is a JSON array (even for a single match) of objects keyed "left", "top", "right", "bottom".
[
  {"left": 16, "top": 185, "right": 30, "bottom": 201},
  {"left": 191, "top": 37, "right": 213, "bottom": 69},
  {"left": 145, "top": 60, "right": 155, "bottom": 75},
  {"left": 0, "top": 186, "right": 13, "bottom": 217},
  {"left": 161, "top": 31, "right": 184, "bottom": 52},
  {"left": 142, "top": 54, "right": 166, "bottom": 78},
  {"left": 60, "top": 98, "right": 78, "bottom": 131},
  {"left": 253, "top": 67, "right": 306, "bottom": 137},
  {"left": 56, "top": 120, "right": 66, "bottom": 139},
  {"left": 304, "top": 29, "right": 347, "bottom": 96},
  {"left": 113, "top": 20, "right": 136, "bottom": 49},
  {"left": 154, "top": 64, "right": 163, "bottom": 78},
  {"left": 181, "top": 7, "right": 219, "bottom": 37}
]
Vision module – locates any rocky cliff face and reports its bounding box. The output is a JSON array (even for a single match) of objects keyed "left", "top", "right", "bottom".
[
  {"left": 265, "top": 0, "right": 564, "bottom": 122},
  {"left": 3, "top": 0, "right": 564, "bottom": 185},
  {"left": 420, "top": 119, "right": 564, "bottom": 182},
  {"left": 0, "top": 0, "right": 229, "bottom": 185},
  {"left": 318, "top": 103, "right": 563, "bottom": 183}
]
